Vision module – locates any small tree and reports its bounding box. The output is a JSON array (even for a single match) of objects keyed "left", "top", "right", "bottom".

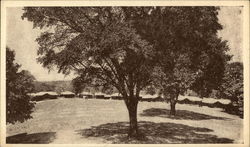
[
  {"left": 72, "top": 76, "right": 88, "bottom": 95},
  {"left": 219, "top": 62, "right": 243, "bottom": 117},
  {"left": 6, "top": 47, "right": 35, "bottom": 124}
]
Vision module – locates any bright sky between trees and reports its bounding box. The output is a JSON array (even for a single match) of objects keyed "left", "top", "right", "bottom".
[{"left": 6, "top": 7, "right": 243, "bottom": 81}]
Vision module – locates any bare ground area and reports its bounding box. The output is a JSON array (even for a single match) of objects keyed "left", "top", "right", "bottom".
[{"left": 6, "top": 98, "right": 243, "bottom": 144}]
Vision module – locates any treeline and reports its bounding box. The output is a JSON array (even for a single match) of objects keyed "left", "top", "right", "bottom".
[
  {"left": 33, "top": 81, "right": 73, "bottom": 93},
  {"left": 33, "top": 80, "right": 119, "bottom": 95}
]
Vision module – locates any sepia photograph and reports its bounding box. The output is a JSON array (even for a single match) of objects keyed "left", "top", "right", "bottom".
[{"left": 1, "top": 1, "right": 249, "bottom": 146}]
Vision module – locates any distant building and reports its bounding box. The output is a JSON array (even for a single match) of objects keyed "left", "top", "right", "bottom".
[
  {"left": 94, "top": 92, "right": 105, "bottom": 99},
  {"left": 79, "top": 91, "right": 93, "bottom": 99},
  {"left": 140, "top": 94, "right": 158, "bottom": 99},
  {"left": 177, "top": 94, "right": 231, "bottom": 108},
  {"left": 111, "top": 93, "right": 122, "bottom": 100},
  {"left": 139, "top": 93, "right": 163, "bottom": 102},
  {"left": 29, "top": 91, "right": 58, "bottom": 101},
  {"left": 60, "top": 91, "right": 75, "bottom": 98},
  {"left": 104, "top": 94, "right": 112, "bottom": 99}
]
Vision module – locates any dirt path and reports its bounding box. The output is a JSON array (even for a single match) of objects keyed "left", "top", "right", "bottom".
[
  {"left": 52, "top": 129, "right": 108, "bottom": 144},
  {"left": 52, "top": 129, "right": 81, "bottom": 143}
]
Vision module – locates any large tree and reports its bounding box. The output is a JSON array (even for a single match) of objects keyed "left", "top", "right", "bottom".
[
  {"left": 122, "top": 7, "right": 230, "bottom": 115},
  {"left": 6, "top": 47, "right": 35, "bottom": 124},
  {"left": 22, "top": 7, "right": 154, "bottom": 138}
]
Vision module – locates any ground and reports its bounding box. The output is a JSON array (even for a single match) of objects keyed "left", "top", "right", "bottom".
[{"left": 6, "top": 98, "right": 243, "bottom": 144}]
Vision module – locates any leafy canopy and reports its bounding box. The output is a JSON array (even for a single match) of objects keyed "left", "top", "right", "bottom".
[
  {"left": 220, "top": 62, "right": 243, "bottom": 101},
  {"left": 22, "top": 7, "right": 155, "bottom": 98},
  {"left": 22, "top": 7, "right": 231, "bottom": 100},
  {"left": 122, "top": 7, "right": 230, "bottom": 98}
]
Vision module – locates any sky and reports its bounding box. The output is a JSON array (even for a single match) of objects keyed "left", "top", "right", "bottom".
[{"left": 6, "top": 7, "right": 243, "bottom": 81}]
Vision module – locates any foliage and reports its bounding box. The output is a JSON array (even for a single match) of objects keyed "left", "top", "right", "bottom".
[
  {"left": 72, "top": 76, "right": 89, "bottom": 95},
  {"left": 22, "top": 7, "right": 154, "bottom": 98},
  {"left": 124, "top": 7, "right": 230, "bottom": 107},
  {"left": 220, "top": 62, "right": 243, "bottom": 117},
  {"left": 33, "top": 80, "right": 73, "bottom": 93},
  {"left": 72, "top": 73, "right": 119, "bottom": 95},
  {"left": 144, "top": 85, "right": 157, "bottom": 95},
  {"left": 6, "top": 47, "right": 35, "bottom": 124},
  {"left": 33, "top": 82, "right": 55, "bottom": 92}
]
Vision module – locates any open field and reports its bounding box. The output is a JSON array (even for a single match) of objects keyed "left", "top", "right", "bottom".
[{"left": 7, "top": 98, "right": 243, "bottom": 144}]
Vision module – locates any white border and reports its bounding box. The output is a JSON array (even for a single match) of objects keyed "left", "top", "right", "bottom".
[{"left": 1, "top": 1, "right": 249, "bottom": 147}]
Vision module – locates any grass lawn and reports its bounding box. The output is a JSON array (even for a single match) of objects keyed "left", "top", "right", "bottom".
[{"left": 6, "top": 98, "right": 243, "bottom": 144}]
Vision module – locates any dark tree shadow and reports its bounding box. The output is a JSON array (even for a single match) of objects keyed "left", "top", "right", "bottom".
[
  {"left": 6, "top": 132, "right": 56, "bottom": 144},
  {"left": 140, "top": 108, "right": 229, "bottom": 120},
  {"left": 76, "top": 121, "right": 233, "bottom": 144}
]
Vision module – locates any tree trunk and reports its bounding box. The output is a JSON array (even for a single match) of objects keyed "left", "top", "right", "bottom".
[
  {"left": 170, "top": 100, "right": 176, "bottom": 115},
  {"left": 125, "top": 98, "right": 139, "bottom": 138},
  {"left": 169, "top": 89, "right": 179, "bottom": 116}
]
